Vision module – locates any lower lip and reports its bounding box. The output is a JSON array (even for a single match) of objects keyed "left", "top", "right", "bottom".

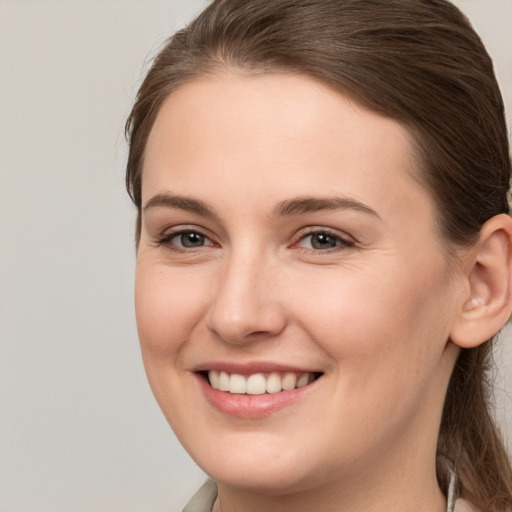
[{"left": 196, "top": 374, "right": 319, "bottom": 419}]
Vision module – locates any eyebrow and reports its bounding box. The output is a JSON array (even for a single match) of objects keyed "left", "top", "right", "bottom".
[
  {"left": 143, "top": 193, "right": 216, "bottom": 218},
  {"left": 143, "top": 193, "right": 380, "bottom": 220},
  {"left": 273, "top": 196, "right": 381, "bottom": 219}
]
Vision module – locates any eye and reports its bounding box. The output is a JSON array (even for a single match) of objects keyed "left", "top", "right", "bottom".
[
  {"left": 170, "top": 230, "right": 213, "bottom": 248},
  {"left": 296, "top": 230, "right": 353, "bottom": 251},
  {"left": 154, "top": 228, "right": 216, "bottom": 250}
]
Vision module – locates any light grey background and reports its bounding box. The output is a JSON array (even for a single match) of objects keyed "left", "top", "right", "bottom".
[{"left": 0, "top": 1, "right": 510, "bottom": 511}]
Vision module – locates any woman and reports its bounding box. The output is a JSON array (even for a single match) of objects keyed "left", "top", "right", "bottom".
[{"left": 125, "top": 1, "right": 512, "bottom": 511}]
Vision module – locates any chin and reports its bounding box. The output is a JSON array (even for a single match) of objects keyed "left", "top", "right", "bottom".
[
  {"left": 206, "top": 460, "right": 314, "bottom": 496},
  {"left": 181, "top": 429, "right": 334, "bottom": 496}
]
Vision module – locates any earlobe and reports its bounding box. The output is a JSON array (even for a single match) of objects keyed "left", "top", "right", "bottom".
[{"left": 450, "top": 214, "right": 512, "bottom": 349}]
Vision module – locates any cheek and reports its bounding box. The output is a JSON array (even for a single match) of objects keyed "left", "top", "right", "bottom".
[
  {"left": 284, "top": 263, "right": 455, "bottom": 457},
  {"left": 288, "top": 258, "right": 454, "bottom": 381},
  {"left": 134, "top": 262, "right": 208, "bottom": 359}
]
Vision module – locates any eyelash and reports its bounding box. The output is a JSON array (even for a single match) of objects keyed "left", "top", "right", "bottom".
[
  {"left": 294, "top": 228, "right": 355, "bottom": 253},
  {"left": 153, "top": 227, "right": 355, "bottom": 253},
  {"left": 154, "top": 228, "right": 216, "bottom": 251}
]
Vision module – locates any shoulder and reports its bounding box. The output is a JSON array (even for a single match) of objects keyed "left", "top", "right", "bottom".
[{"left": 182, "top": 479, "right": 218, "bottom": 512}]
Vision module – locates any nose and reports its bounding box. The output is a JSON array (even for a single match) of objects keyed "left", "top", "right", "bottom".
[{"left": 206, "top": 251, "right": 287, "bottom": 345}]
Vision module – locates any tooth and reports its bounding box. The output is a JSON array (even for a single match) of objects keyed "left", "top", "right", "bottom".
[
  {"left": 218, "top": 371, "right": 230, "bottom": 391},
  {"left": 247, "top": 373, "right": 266, "bottom": 395},
  {"left": 208, "top": 370, "right": 220, "bottom": 389},
  {"left": 229, "top": 373, "right": 246, "bottom": 394},
  {"left": 296, "top": 373, "right": 310, "bottom": 388},
  {"left": 266, "top": 372, "right": 282, "bottom": 393},
  {"left": 211, "top": 370, "right": 313, "bottom": 394},
  {"left": 282, "top": 373, "right": 297, "bottom": 391}
]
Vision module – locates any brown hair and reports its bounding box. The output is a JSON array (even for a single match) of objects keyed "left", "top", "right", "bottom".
[{"left": 125, "top": 0, "right": 512, "bottom": 509}]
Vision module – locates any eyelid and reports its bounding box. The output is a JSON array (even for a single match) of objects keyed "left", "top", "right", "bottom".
[
  {"left": 152, "top": 224, "right": 355, "bottom": 252},
  {"left": 154, "top": 225, "right": 218, "bottom": 249},
  {"left": 291, "top": 226, "right": 356, "bottom": 250}
]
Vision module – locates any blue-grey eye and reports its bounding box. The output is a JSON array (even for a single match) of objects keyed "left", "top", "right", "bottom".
[
  {"left": 296, "top": 231, "right": 350, "bottom": 250},
  {"left": 309, "top": 233, "right": 339, "bottom": 249},
  {"left": 174, "top": 231, "right": 208, "bottom": 248}
]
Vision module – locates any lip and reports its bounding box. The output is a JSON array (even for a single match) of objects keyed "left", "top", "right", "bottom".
[
  {"left": 193, "top": 361, "right": 323, "bottom": 419},
  {"left": 193, "top": 361, "right": 319, "bottom": 375}
]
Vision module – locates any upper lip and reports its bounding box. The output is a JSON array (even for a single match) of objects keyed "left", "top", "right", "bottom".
[{"left": 193, "top": 361, "right": 322, "bottom": 375}]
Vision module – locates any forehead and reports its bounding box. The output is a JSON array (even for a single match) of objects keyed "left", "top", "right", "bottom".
[
  {"left": 142, "top": 72, "right": 431, "bottom": 224},
  {"left": 146, "top": 72, "right": 413, "bottom": 163}
]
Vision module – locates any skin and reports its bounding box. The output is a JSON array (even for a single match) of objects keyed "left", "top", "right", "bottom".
[{"left": 135, "top": 72, "right": 471, "bottom": 512}]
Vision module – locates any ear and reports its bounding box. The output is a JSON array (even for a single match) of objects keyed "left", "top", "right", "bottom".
[{"left": 450, "top": 213, "right": 512, "bottom": 349}]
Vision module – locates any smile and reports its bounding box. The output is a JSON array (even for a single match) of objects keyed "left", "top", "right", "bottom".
[
  {"left": 207, "top": 370, "right": 316, "bottom": 395},
  {"left": 196, "top": 366, "right": 324, "bottom": 418}
]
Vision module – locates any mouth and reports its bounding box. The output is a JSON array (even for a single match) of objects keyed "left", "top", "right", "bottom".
[
  {"left": 194, "top": 363, "right": 324, "bottom": 418},
  {"left": 203, "top": 370, "right": 323, "bottom": 395}
]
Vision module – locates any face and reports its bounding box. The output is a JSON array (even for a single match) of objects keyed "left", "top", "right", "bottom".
[{"left": 136, "top": 73, "right": 463, "bottom": 495}]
